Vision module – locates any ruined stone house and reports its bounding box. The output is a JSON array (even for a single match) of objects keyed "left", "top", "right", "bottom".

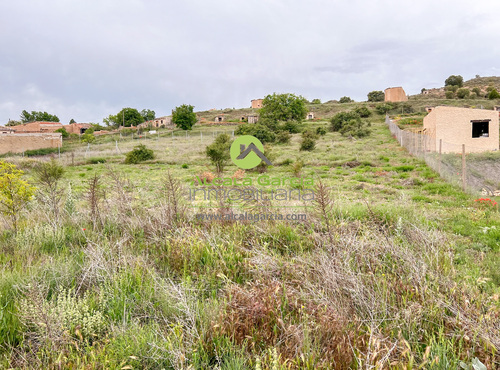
[
  {"left": 423, "top": 106, "right": 499, "bottom": 153},
  {"left": 65, "top": 123, "right": 92, "bottom": 135},
  {"left": 0, "top": 132, "right": 62, "bottom": 155},
  {"left": 11, "top": 121, "right": 63, "bottom": 133},
  {"left": 384, "top": 87, "right": 408, "bottom": 102},
  {"left": 138, "top": 116, "right": 172, "bottom": 129},
  {"left": 214, "top": 114, "right": 225, "bottom": 123},
  {"left": 251, "top": 99, "right": 263, "bottom": 109}
]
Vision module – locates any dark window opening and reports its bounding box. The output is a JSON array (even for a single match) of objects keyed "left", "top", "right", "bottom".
[
  {"left": 80, "top": 128, "right": 88, "bottom": 135},
  {"left": 471, "top": 120, "right": 489, "bottom": 138}
]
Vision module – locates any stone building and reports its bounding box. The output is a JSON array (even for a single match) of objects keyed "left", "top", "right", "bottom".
[
  {"left": 384, "top": 87, "right": 408, "bottom": 102},
  {"left": 11, "top": 121, "right": 63, "bottom": 133},
  {"left": 65, "top": 123, "right": 92, "bottom": 135},
  {"left": 138, "top": 116, "right": 173, "bottom": 129},
  {"left": 247, "top": 114, "right": 258, "bottom": 124},
  {"left": 423, "top": 106, "right": 499, "bottom": 153},
  {"left": 251, "top": 99, "right": 263, "bottom": 109},
  {"left": 0, "top": 132, "right": 62, "bottom": 155},
  {"left": 306, "top": 112, "right": 315, "bottom": 120}
]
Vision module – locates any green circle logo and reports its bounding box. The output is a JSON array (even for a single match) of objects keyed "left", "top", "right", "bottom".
[{"left": 230, "top": 135, "right": 271, "bottom": 169}]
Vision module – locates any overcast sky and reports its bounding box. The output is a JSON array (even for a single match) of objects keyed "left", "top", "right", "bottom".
[{"left": 1, "top": 0, "right": 499, "bottom": 124}]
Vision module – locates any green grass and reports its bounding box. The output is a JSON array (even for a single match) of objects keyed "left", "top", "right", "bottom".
[{"left": 0, "top": 105, "right": 499, "bottom": 368}]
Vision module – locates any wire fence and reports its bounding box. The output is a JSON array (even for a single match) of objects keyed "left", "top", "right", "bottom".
[{"left": 386, "top": 116, "right": 500, "bottom": 196}]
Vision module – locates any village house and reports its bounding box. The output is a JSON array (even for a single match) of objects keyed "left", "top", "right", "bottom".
[
  {"left": 423, "top": 106, "right": 499, "bottom": 153},
  {"left": 11, "top": 121, "right": 63, "bottom": 133},
  {"left": 138, "top": 116, "right": 172, "bottom": 129},
  {"left": 384, "top": 87, "right": 408, "bottom": 102},
  {"left": 65, "top": 123, "right": 92, "bottom": 135},
  {"left": 251, "top": 99, "right": 263, "bottom": 109}
]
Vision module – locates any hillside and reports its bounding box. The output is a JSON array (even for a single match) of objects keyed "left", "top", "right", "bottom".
[{"left": 0, "top": 105, "right": 499, "bottom": 368}]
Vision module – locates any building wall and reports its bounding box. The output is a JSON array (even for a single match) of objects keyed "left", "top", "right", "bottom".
[
  {"left": 0, "top": 133, "right": 62, "bottom": 154},
  {"left": 251, "top": 99, "right": 263, "bottom": 109},
  {"left": 12, "top": 122, "right": 63, "bottom": 133},
  {"left": 384, "top": 87, "right": 408, "bottom": 102},
  {"left": 423, "top": 106, "right": 499, "bottom": 153}
]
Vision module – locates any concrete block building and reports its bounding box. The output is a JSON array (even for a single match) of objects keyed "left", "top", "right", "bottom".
[{"left": 423, "top": 106, "right": 499, "bottom": 153}]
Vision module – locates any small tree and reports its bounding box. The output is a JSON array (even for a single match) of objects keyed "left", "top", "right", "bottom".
[
  {"left": 205, "top": 134, "right": 232, "bottom": 173},
  {"left": 311, "top": 99, "right": 321, "bottom": 104},
  {"left": 81, "top": 132, "right": 95, "bottom": 143},
  {"left": 259, "top": 93, "right": 308, "bottom": 122},
  {"left": 172, "top": 104, "right": 197, "bottom": 130},
  {"left": 444, "top": 75, "right": 463, "bottom": 88},
  {"left": 0, "top": 161, "right": 36, "bottom": 232},
  {"left": 69, "top": 118, "right": 76, "bottom": 124},
  {"left": 339, "top": 96, "right": 353, "bottom": 103},
  {"left": 367, "top": 91, "right": 385, "bottom": 102},
  {"left": 33, "top": 159, "right": 65, "bottom": 225}
]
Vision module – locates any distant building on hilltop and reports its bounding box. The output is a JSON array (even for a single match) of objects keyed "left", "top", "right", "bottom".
[
  {"left": 251, "top": 99, "right": 263, "bottom": 109},
  {"left": 423, "top": 106, "right": 499, "bottom": 153},
  {"left": 384, "top": 87, "right": 408, "bottom": 102}
]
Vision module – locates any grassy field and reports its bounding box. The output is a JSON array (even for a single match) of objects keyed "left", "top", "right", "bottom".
[{"left": 1, "top": 106, "right": 500, "bottom": 368}]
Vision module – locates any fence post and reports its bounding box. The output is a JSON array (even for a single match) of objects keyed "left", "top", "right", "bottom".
[
  {"left": 438, "top": 139, "right": 442, "bottom": 174},
  {"left": 462, "top": 144, "right": 466, "bottom": 192},
  {"left": 200, "top": 131, "right": 202, "bottom": 143}
]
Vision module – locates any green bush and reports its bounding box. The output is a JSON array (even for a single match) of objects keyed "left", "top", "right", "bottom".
[
  {"left": 339, "top": 96, "right": 353, "bottom": 103},
  {"left": 316, "top": 126, "right": 327, "bottom": 136},
  {"left": 488, "top": 88, "right": 500, "bottom": 99},
  {"left": 235, "top": 124, "right": 275, "bottom": 143},
  {"left": 330, "top": 111, "right": 360, "bottom": 131},
  {"left": 279, "top": 120, "right": 303, "bottom": 133},
  {"left": 367, "top": 90, "right": 385, "bottom": 102},
  {"left": 181, "top": 164, "right": 189, "bottom": 169},
  {"left": 457, "top": 88, "right": 470, "bottom": 99},
  {"left": 339, "top": 119, "right": 371, "bottom": 138},
  {"left": 445, "top": 91, "right": 455, "bottom": 99},
  {"left": 375, "top": 103, "right": 394, "bottom": 115},
  {"left": 444, "top": 74, "right": 463, "bottom": 87},
  {"left": 276, "top": 131, "right": 291, "bottom": 144},
  {"left": 87, "top": 157, "right": 107, "bottom": 164},
  {"left": 55, "top": 128, "right": 69, "bottom": 138},
  {"left": 311, "top": 98, "right": 321, "bottom": 104},
  {"left": 302, "top": 129, "right": 319, "bottom": 140},
  {"left": 300, "top": 137, "right": 316, "bottom": 151},
  {"left": 354, "top": 106, "right": 372, "bottom": 117},
  {"left": 124, "top": 144, "right": 154, "bottom": 164}
]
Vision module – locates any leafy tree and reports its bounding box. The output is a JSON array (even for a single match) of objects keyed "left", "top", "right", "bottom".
[
  {"left": 488, "top": 88, "right": 500, "bottom": 99},
  {"left": 205, "top": 133, "right": 232, "bottom": 173},
  {"left": 125, "top": 144, "right": 155, "bottom": 164},
  {"left": 456, "top": 88, "right": 470, "bottom": 99},
  {"left": 104, "top": 108, "right": 145, "bottom": 128},
  {"left": 311, "top": 99, "right": 321, "bottom": 104},
  {"left": 330, "top": 111, "right": 370, "bottom": 138},
  {"left": 259, "top": 93, "right": 308, "bottom": 123},
  {"left": 5, "top": 120, "right": 21, "bottom": 126},
  {"left": 69, "top": 118, "right": 76, "bottom": 124},
  {"left": 339, "top": 96, "right": 353, "bottom": 103},
  {"left": 55, "top": 127, "right": 69, "bottom": 138},
  {"left": 81, "top": 132, "right": 95, "bottom": 143},
  {"left": 172, "top": 104, "right": 197, "bottom": 130},
  {"left": 20, "top": 110, "right": 60, "bottom": 123},
  {"left": 367, "top": 91, "right": 385, "bottom": 102},
  {"left": 140, "top": 109, "right": 156, "bottom": 121},
  {"left": 0, "top": 161, "right": 36, "bottom": 233},
  {"left": 444, "top": 75, "right": 463, "bottom": 88}
]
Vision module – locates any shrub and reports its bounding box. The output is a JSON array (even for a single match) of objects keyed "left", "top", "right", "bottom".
[
  {"left": 87, "top": 157, "right": 107, "bottom": 164},
  {"left": 457, "top": 88, "right": 470, "bottom": 99},
  {"left": 276, "top": 131, "right": 291, "bottom": 144},
  {"left": 316, "top": 126, "right": 327, "bottom": 136},
  {"left": 205, "top": 133, "right": 232, "bottom": 173},
  {"left": 300, "top": 137, "right": 316, "bottom": 151},
  {"left": 302, "top": 129, "right": 319, "bottom": 140},
  {"left": 181, "top": 164, "right": 189, "bottom": 169},
  {"left": 330, "top": 111, "right": 360, "bottom": 131},
  {"left": 292, "top": 160, "right": 304, "bottom": 176},
  {"left": 311, "top": 98, "right": 321, "bottom": 104},
  {"left": 339, "top": 96, "right": 353, "bottom": 103},
  {"left": 375, "top": 103, "right": 394, "bottom": 115},
  {"left": 367, "top": 90, "right": 385, "bottom": 102},
  {"left": 354, "top": 106, "right": 372, "bottom": 117},
  {"left": 472, "top": 87, "right": 482, "bottom": 96},
  {"left": 235, "top": 123, "right": 275, "bottom": 143},
  {"left": 280, "top": 120, "right": 303, "bottom": 133},
  {"left": 488, "top": 88, "right": 500, "bottom": 99},
  {"left": 339, "top": 119, "right": 371, "bottom": 138},
  {"left": 445, "top": 90, "right": 455, "bottom": 99},
  {"left": 124, "top": 144, "right": 154, "bottom": 164},
  {"left": 81, "top": 132, "right": 95, "bottom": 143},
  {"left": 55, "top": 127, "right": 69, "bottom": 138}
]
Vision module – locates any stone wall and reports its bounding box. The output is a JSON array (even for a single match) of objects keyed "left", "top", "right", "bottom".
[
  {"left": 251, "top": 99, "right": 263, "bottom": 109},
  {"left": 0, "top": 133, "right": 62, "bottom": 154}
]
